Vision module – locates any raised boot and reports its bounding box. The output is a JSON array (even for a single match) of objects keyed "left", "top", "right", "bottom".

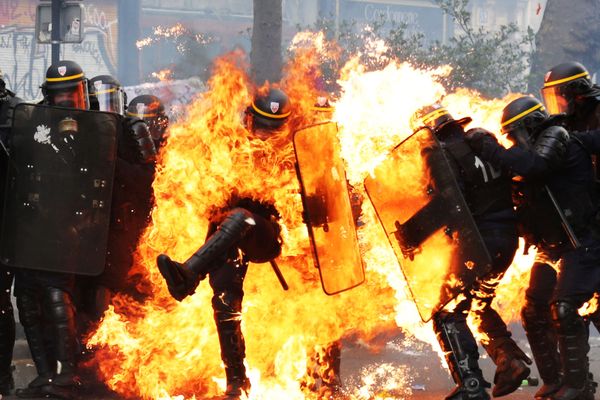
[
  {"left": 43, "top": 288, "right": 81, "bottom": 400},
  {"left": 521, "top": 300, "right": 562, "bottom": 399},
  {"left": 551, "top": 301, "right": 589, "bottom": 400},
  {"left": 433, "top": 313, "right": 491, "bottom": 400},
  {"left": 15, "top": 293, "right": 54, "bottom": 398},
  {"left": 157, "top": 208, "right": 256, "bottom": 301}
]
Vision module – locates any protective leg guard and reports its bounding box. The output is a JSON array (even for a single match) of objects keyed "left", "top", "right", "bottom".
[
  {"left": 0, "top": 293, "right": 15, "bottom": 395},
  {"left": 487, "top": 340, "right": 531, "bottom": 397},
  {"left": 213, "top": 291, "right": 250, "bottom": 399},
  {"left": 43, "top": 288, "right": 80, "bottom": 390},
  {"left": 433, "top": 313, "right": 491, "bottom": 400},
  {"left": 15, "top": 293, "right": 54, "bottom": 398},
  {"left": 157, "top": 208, "right": 255, "bottom": 302},
  {"left": 521, "top": 300, "right": 562, "bottom": 399},
  {"left": 550, "top": 300, "right": 589, "bottom": 400}
]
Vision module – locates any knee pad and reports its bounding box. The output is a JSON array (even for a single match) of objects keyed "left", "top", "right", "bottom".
[
  {"left": 43, "top": 287, "right": 74, "bottom": 324},
  {"left": 212, "top": 291, "right": 243, "bottom": 322},
  {"left": 551, "top": 300, "right": 579, "bottom": 325}
]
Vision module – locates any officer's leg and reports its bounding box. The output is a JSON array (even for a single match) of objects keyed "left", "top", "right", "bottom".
[
  {"left": 157, "top": 208, "right": 257, "bottom": 301},
  {"left": 433, "top": 299, "right": 490, "bottom": 400},
  {"left": 209, "top": 257, "right": 250, "bottom": 399},
  {"left": 549, "top": 244, "right": 600, "bottom": 400},
  {"left": 474, "top": 231, "right": 530, "bottom": 397},
  {"left": 521, "top": 261, "right": 561, "bottom": 399},
  {"left": 14, "top": 272, "right": 54, "bottom": 397},
  {"left": 0, "top": 267, "right": 15, "bottom": 395},
  {"left": 43, "top": 286, "right": 80, "bottom": 389}
]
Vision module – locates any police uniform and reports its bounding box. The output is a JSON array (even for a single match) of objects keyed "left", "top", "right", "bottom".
[
  {"left": 0, "top": 77, "right": 21, "bottom": 395},
  {"left": 468, "top": 95, "right": 600, "bottom": 400},
  {"left": 412, "top": 105, "right": 529, "bottom": 400},
  {"left": 157, "top": 88, "right": 290, "bottom": 399},
  {"left": 13, "top": 60, "right": 90, "bottom": 399}
]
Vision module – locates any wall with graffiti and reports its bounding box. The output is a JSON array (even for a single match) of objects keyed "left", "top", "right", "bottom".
[{"left": 0, "top": 0, "right": 119, "bottom": 101}]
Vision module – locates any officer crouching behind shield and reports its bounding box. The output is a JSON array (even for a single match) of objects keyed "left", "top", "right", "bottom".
[
  {"left": 466, "top": 95, "right": 600, "bottom": 400},
  {"left": 156, "top": 87, "right": 290, "bottom": 400},
  {"left": 409, "top": 105, "right": 532, "bottom": 399},
  {"left": 10, "top": 60, "right": 90, "bottom": 399}
]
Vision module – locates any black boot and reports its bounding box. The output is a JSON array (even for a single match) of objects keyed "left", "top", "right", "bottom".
[
  {"left": 433, "top": 313, "right": 491, "bottom": 400},
  {"left": 550, "top": 301, "right": 589, "bottom": 400},
  {"left": 157, "top": 208, "right": 255, "bottom": 301},
  {"left": 15, "top": 293, "right": 54, "bottom": 398},
  {"left": 521, "top": 300, "right": 562, "bottom": 399},
  {"left": 483, "top": 339, "right": 531, "bottom": 397},
  {"left": 44, "top": 288, "right": 81, "bottom": 399}
]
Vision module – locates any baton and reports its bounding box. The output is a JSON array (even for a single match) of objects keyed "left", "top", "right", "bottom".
[
  {"left": 269, "top": 259, "right": 289, "bottom": 291},
  {"left": 545, "top": 185, "right": 581, "bottom": 249}
]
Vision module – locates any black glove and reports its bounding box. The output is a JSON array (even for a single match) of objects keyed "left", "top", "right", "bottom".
[{"left": 465, "top": 127, "right": 499, "bottom": 154}]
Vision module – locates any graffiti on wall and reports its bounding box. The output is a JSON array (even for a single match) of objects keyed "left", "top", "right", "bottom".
[{"left": 0, "top": 0, "right": 119, "bottom": 100}]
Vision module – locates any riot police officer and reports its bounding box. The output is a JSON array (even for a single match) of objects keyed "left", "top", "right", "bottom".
[
  {"left": 410, "top": 104, "right": 531, "bottom": 399},
  {"left": 541, "top": 62, "right": 600, "bottom": 132},
  {"left": 467, "top": 95, "right": 600, "bottom": 400},
  {"left": 126, "top": 95, "right": 169, "bottom": 151},
  {"left": 13, "top": 60, "right": 89, "bottom": 399},
  {"left": 0, "top": 70, "right": 22, "bottom": 396},
  {"left": 156, "top": 87, "right": 290, "bottom": 399},
  {"left": 88, "top": 74, "right": 126, "bottom": 114}
]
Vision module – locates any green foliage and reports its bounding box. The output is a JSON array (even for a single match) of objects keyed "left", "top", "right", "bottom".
[{"left": 305, "top": 0, "right": 535, "bottom": 98}]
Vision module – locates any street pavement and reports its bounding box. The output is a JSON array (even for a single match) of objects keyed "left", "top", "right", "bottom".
[{"left": 3, "top": 324, "right": 599, "bottom": 399}]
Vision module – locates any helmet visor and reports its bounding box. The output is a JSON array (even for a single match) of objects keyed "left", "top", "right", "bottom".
[
  {"left": 48, "top": 81, "right": 89, "bottom": 110},
  {"left": 541, "top": 85, "right": 569, "bottom": 114},
  {"left": 93, "top": 84, "right": 125, "bottom": 115}
]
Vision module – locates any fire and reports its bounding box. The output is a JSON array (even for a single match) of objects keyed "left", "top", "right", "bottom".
[
  {"left": 89, "top": 31, "right": 537, "bottom": 399},
  {"left": 151, "top": 69, "right": 174, "bottom": 81}
]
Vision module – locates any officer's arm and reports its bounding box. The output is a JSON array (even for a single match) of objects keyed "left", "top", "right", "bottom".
[
  {"left": 571, "top": 129, "right": 600, "bottom": 154},
  {"left": 481, "top": 140, "right": 550, "bottom": 179},
  {"left": 465, "top": 128, "right": 550, "bottom": 178}
]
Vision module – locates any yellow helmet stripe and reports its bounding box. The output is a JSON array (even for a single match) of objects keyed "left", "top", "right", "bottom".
[
  {"left": 420, "top": 108, "right": 449, "bottom": 125},
  {"left": 501, "top": 103, "right": 544, "bottom": 127},
  {"left": 126, "top": 111, "right": 159, "bottom": 118},
  {"left": 544, "top": 71, "right": 590, "bottom": 88},
  {"left": 46, "top": 72, "right": 84, "bottom": 82},
  {"left": 251, "top": 102, "right": 291, "bottom": 119},
  {"left": 92, "top": 88, "right": 117, "bottom": 95},
  {"left": 311, "top": 106, "right": 333, "bottom": 112}
]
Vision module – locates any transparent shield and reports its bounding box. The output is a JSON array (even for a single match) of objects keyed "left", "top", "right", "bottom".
[
  {"left": 0, "top": 103, "right": 119, "bottom": 275},
  {"left": 364, "top": 127, "right": 491, "bottom": 322},
  {"left": 293, "top": 122, "right": 365, "bottom": 295}
]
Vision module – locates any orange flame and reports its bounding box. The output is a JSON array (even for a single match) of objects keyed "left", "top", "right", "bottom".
[{"left": 89, "top": 31, "right": 537, "bottom": 398}]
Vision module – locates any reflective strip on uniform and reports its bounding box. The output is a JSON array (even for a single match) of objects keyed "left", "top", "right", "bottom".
[
  {"left": 501, "top": 103, "right": 544, "bottom": 127},
  {"left": 543, "top": 71, "right": 590, "bottom": 88}
]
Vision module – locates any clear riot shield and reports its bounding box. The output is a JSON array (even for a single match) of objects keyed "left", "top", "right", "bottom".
[
  {"left": 293, "top": 122, "right": 365, "bottom": 295},
  {"left": 364, "top": 127, "right": 491, "bottom": 322},
  {"left": 0, "top": 103, "right": 119, "bottom": 276}
]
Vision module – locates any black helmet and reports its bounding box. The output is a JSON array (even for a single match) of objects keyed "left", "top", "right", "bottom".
[
  {"left": 89, "top": 75, "right": 126, "bottom": 115},
  {"left": 410, "top": 103, "right": 472, "bottom": 134},
  {"left": 541, "top": 62, "right": 593, "bottom": 115},
  {"left": 126, "top": 94, "right": 169, "bottom": 145},
  {"left": 500, "top": 96, "right": 548, "bottom": 148},
  {"left": 41, "top": 60, "right": 89, "bottom": 109},
  {"left": 246, "top": 88, "right": 291, "bottom": 135}
]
